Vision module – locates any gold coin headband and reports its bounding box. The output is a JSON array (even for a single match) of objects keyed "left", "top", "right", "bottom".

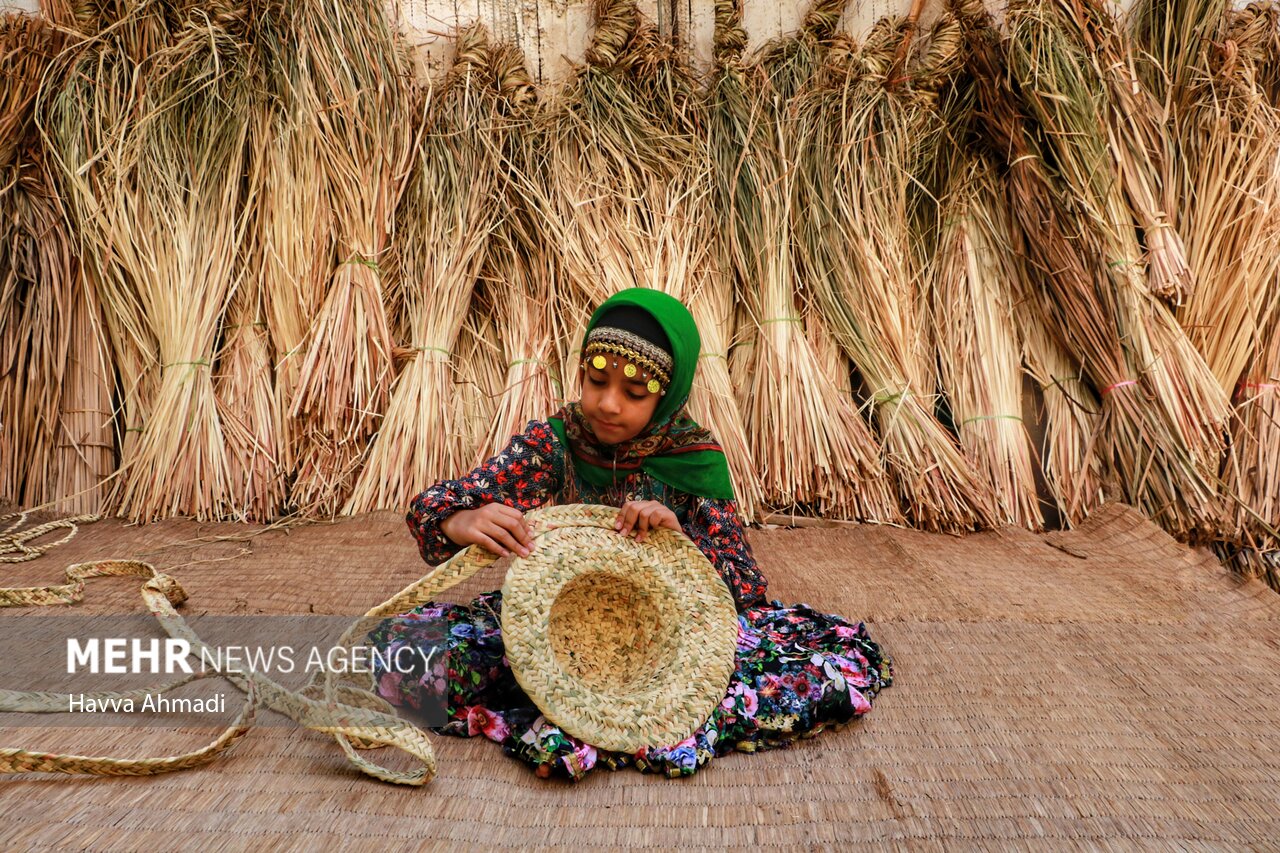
[{"left": 583, "top": 326, "right": 673, "bottom": 395}]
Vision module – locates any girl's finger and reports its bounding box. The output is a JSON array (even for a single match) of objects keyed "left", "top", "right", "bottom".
[
  {"left": 476, "top": 533, "right": 509, "bottom": 558},
  {"left": 616, "top": 503, "right": 638, "bottom": 536},
  {"left": 632, "top": 509, "right": 656, "bottom": 541},
  {"left": 486, "top": 523, "right": 525, "bottom": 558},
  {"left": 497, "top": 513, "right": 534, "bottom": 551}
]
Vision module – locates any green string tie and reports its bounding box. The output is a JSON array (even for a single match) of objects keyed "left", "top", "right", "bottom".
[
  {"left": 873, "top": 390, "right": 907, "bottom": 405},
  {"left": 960, "top": 414, "right": 1023, "bottom": 425},
  {"left": 163, "top": 360, "right": 210, "bottom": 370},
  {"left": 509, "top": 358, "right": 547, "bottom": 368},
  {"left": 341, "top": 256, "right": 382, "bottom": 275}
]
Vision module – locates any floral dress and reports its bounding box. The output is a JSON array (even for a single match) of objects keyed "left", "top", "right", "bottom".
[{"left": 369, "top": 420, "right": 893, "bottom": 780}]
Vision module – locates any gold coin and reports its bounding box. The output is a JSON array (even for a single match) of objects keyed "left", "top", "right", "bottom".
[
  {"left": 647, "top": 379, "right": 661, "bottom": 394},
  {"left": 623, "top": 363, "right": 637, "bottom": 378},
  {"left": 591, "top": 355, "right": 607, "bottom": 370}
]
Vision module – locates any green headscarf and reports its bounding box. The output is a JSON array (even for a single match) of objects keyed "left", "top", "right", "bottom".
[{"left": 548, "top": 288, "right": 735, "bottom": 500}]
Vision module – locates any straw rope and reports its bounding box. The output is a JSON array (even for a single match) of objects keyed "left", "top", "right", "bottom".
[
  {"left": 0, "top": 558, "right": 438, "bottom": 783},
  {"left": 0, "top": 511, "right": 100, "bottom": 564}
]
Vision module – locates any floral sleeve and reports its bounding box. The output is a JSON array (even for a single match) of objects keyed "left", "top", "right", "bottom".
[
  {"left": 683, "top": 498, "right": 768, "bottom": 612},
  {"left": 406, "top": 420, "right": 564, "bottom": 565}
]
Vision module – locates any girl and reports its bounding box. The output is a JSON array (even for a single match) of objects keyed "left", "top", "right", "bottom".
[{"left": 370, "top": 288, "right": 893, "bottom": 780}]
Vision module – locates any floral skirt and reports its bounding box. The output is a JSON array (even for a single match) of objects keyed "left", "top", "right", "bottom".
[{"left": 368, "top": 592, "right": 893, "bottom": 781}]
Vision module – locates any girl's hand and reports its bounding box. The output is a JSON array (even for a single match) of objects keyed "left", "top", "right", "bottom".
[
  {"left": 614, "top": 500, "right": 681, "bottom": 543},
  {"left": 440, "top": 504, "right": 534, "bottom": 558}
]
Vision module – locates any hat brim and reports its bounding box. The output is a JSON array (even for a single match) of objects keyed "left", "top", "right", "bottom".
[{"left": 501, "top": 504, "right": 739, "bottom": 754}]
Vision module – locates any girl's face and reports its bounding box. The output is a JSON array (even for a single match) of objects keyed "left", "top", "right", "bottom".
[{"left": 579, "top": 356, "right": 662, "bottom": 445}]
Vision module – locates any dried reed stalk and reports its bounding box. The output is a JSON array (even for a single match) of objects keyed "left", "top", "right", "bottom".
[
  {"left": 1054, "top": 0, "right": 1193, "bottom": 305},
  {"left": 793, "top": 17, "right": 995, "bottom": 531},
  {"left": 0, "top": 157, "right": 70, "bottom": 507},
  {"left": 529, "top": 1, "right": 696, "bottom": 374},
  {"left": 0, "top": 15, "right": 72, "bottom": 509},
  {"left": 1221, "top": 272, "right": 1280, "bottom": 590},
  {"left": 345, "top": 26, "right": 504, "bottom": 513},
  {"left": 710, "top": 0, "right": 899, "bottom": 522},
  {"left": 959, "top": 0, "right": 1227, "bottom": 541},
  {"left": 452, "top": 288, "right": 504, "bottom": 459},
  {"left": 54, "top": 271, "right": 115, "bottom": 515},
  {"left": 289, "top": 0, "right": 414, "bottom": 516},
  {"left": 102, "top": 9, "right": 258, "bottom": 521},
  {"left": 475, "top": 46, "right": 561, "bottom": 463},
  {"left": 1211, "top": 7, "right": 1280, "bottom": 588},
  {"left": 214, "top": 120, "right": 285, "bottom": 523},
  {"left": 1172, "top": 7, "right": 1280, "bottom": 394},
  {"left": 932, "top": 150, "right": 1043, "bottom": 530},
  {"left": 1015, "top": 294, "right": 1106, "bottom": 528},
  {"left": 40, "top": 2, "right": 167, "bottom": 496},
  {"left": 680, "top": 0, "right": 766, "bottom": 523},
  {"left": 252, "top": 10, "right": 334, "bottom": 498}
]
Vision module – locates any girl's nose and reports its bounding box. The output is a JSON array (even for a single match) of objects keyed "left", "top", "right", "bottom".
[{"left": 601, "top": 389, "right": 623, "bottom": 414}]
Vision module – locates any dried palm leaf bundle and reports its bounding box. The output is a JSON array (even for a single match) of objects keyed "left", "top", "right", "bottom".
[
  {"left": 474, "top": 47, "right": 562, "bottom": 463},
  {"left": 0, "top": 154, "right": 113, "bottom": 515},
  {"left": 0, "top": 14, "right": 57, "bottom": 171},
  {"left": 1221, "top": 274, "right": 1280, "bottom": 590},
  {"left": 1130, "top": 0, "right": 1230, "bottom": 105},
  {"left": 727, "top": 302, "right": 754, "bottom": 408},
  {"left": 677, "top": 0, "right": 765, "bottom": 523},
  {"left": 957, "top": 0, "right": 1227, "bottom": 541},
  {"left": 520, "top": 0, "right": 764, "bottom": 515},
  {"left": 792, "top": 16, "right": 995, "bottom": 532},
  {"left": 1172, "top": 6, "right": 1280, "bottom": 395},
  {"left": 1047, "top": 0, "right": 1192, "bottom": 305},
  {"left": 252, "top": 13, "right": 334, "bottom": 499},
  {"left": 453, "top": 287, "right": 505, "bottom": 461},
  {"left": 473, "top": 224, "right": 561, "bottom": 463},
  {"left": 40, "top": 0, "right": 166, "bottom": 40},
  {"left": 1007, "top": 0, "right": 1227, "bottom": 436},
  {"left": 289, "top": 0, "right": 414, "bottom": 516},
  {"left": 345, "top": 26, "right": 505, "bottom": 513},
  {"left": 214, "top": 149, "right": 285, "bottom": 523},
  {"left": 53, "top": 273, "right": 115, "bottom": 515},
  {"left": 716, "top": 0, "right": 896, "bottom": 517},
  {"left": 1252, "top": 2, "right": 1280, "bottom": 104},
  {"left": 39, "top": 0, "right": 176, "bottom": 504},
  {"left": 0, "top": 14, "right": 73, "bottom": 509},
  {"left": 1015, "top": 290, "right": 1106, "bottom": 528},
  {"left": 98, "top": 6, "right": 261, "bottom": 522},
  {"left": 931, "top": 146, "right": 1044, "bottom": 531},
  {"left": 0, "top": 159, "right": 68, "bottom": 508},
  {"left": 6, "top": 9, "right": 114, "bottom": 516},
  {"left": 685, "top": 234, "right": 765, "bottom": 521},
  {"left": 705, "top": 0, "right": 897, "bottom": 523},
  {"left": 525, "top": 0, "right": 695, "bottom": 386}
]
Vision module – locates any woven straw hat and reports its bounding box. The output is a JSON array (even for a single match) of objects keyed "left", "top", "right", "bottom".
[{"left": 497, "top": 503, "right": 739, "bottom": 753}]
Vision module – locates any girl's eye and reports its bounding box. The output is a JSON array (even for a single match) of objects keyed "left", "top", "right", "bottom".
[
  {"left": 626, "top": 392, "right": 646, "bottom": 401},
  {"left": 587, "top": 376, "right": 606, "bottom": 387}
]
